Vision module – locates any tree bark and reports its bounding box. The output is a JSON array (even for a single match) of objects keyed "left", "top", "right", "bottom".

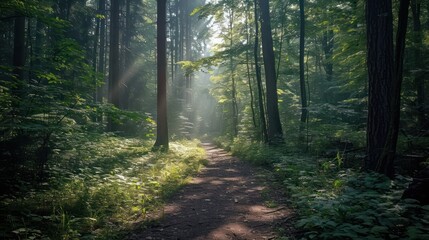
[
  {"left": 108, "top": 0, "right": 121, "bottom": 131},
  {"left": 258, "top": 0, "right": 283, "bottom": 144},
  {"left": 169, "top": 1, "right": 175, "bottom": 85},
  {"left": 185, "top": 0, "right": 192, "bottom": 106},
  {"left": 174, "top": 0, "right": 180, "bottom": 80},
  {"left": 299, "top": 0, "right": 308, "bottom": 131},
  {"left": 254, "top": 0, "right": 268, "bottom": 143},
  {"left": 411, "top": 0, "right": 426, "bottom": 128},
  {"left": 32, "top": 18, "right": 44, "bottom": 82},
  {"left": 13, "top": 14, "right": 26, "bottom": 82},
  {"left": 365, "top": 0, "right": 395, "bottom": 177},
  {"left": 154, "top": 0, "right": 169, "bottom": 150},
  {"left": 122, "top": 0, "right": 134, "bottom": 110},
  {"left": 93, "top": 11, "right": 100, "bottom": 104},
  {"left": 379, "top": 0, "right": 410, "bottom": 178},
  {"left": 98, "top": 0, "right": 106, "bottom": 105},
  {"left": 245, "top": 0, "right": 257, "bottom": 129},
  {"left": 229, "top": 9, "right": 238, "bottom": 137},
  {"left": 322, "top": 30, "right": 334, "bottom": 82}
]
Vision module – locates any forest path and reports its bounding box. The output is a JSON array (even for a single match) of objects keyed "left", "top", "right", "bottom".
[{"left": 127, "top": 143, "right": 291, "bottom": 240}]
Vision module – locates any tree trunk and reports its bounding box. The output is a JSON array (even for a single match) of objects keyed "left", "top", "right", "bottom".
[
  {"left": 254, "top": 0, "right": 268, "bottom": 143},
  {"left": 229, "top": 9, "right": 238, "bottom": 137},
  {"left": 299, "top": 0, "right": 308, "bottom": 132},
  {"left": 411, "top": 0, "right": 426, "bottom": 128},
  {"left": 177, "top": 0, "right": 186, "bottom": 102},
  {"left": 154, "top": 0, "right": 169, "bottom": 150},
  {"left": 365, "top": 0, "right": 395, "bottom": 177},
  {"left": 379, "top": 0, "right": 410, "bottom": 179},
  {"left": 122, "top": 0, "right": 134, "bottom": 110},
  {"left": 13, "top": 14, "right": 26, "bottom": 82},
  {"left": 322, "top": 30, "right": 334, "bottom": 82},
  {"left": 185, "top": 0, "right": 192, "bottom": 107},
  {"left": 174, "top": 0, "right": 180, "bottom": 80},
  {"left": 98, "top": 0, "right": 106, "bottom": 105},
  {"left": 92, "top": 12, "right": 100, "bottom": 104},
  {"left": 32, "top": 19, "right": 43, "bottom": 82},
  {"left": 258, "top": 0, "right": 283, "bottom": 144},
  {"left": 169, "top": 1, "right": 175, "bottom": 85},
  {"left": 245, "top": 0, "right": 257, "bottom": 129},
  {"left": 108, "top": 0, "right": 121, "bottom": 131}
]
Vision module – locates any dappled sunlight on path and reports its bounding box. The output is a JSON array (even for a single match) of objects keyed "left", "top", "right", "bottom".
[{"left": 127, "top": 143, "right": 290, "bottom": 240}]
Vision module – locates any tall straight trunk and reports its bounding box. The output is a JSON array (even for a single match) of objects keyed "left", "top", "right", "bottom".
[
  {"left": 258, "top": 0, "right": 283, "bottom": 144},
  {"left": 177, "top": 0, "right": 186, "bottom": 101},
  {"left": 174, "top": 0, "right": 180, "bottom": 79},
  {"left": 172, "top": 0, "right": 180, "bottom": 98},
  {"left": 254, "top": 0, "right": 268, "bottom": 143},
  {"left": 13, "top": 14, "right": 26, "bottom": 82},
  {"left": 229, "top": 9, "right": 238, "bottom": 137},
  {"left": 98, "top": 0, "right": 106, "bottom": 104},
  {"left": 245, "top": 0, "right": 257, "bottom": 129},
  {"left": 365, "top": 0, "right": 395, "bottom": 177},
  {"left": 33, "top": 19, "right": 43, "bottom": 82},
  {"left": 299, "top": 0, "right": 308, "bottom": 130},
  {"left": 92, "top": 13, "right": 100, "bottom": 104},
  {"left": 322, "top": 30, "right": 334, "bottom": 82},
  {"left": 122, "top": 0, "right": 133, "bottom": 110},
  {"left": 411, "top": 0, "right": 425, "bottom": 127},
  {"left": 169, "top": 1, "right": 175, "bottom": 84},
  {"left": 179, "top": 0, "right": 185, "bottom": 62},
  {"left": 154, "top": 0, "right": 169, "bottom": 150},
  {"left": 108, "top": 0, "right": 121, "bottom": 131},
  {"left": 379, "top": 0, "right": 410, "bottom": 178},
  {"left": 275, "top": 2, "right": 286, "bottom": 82},
  {"left": 185, "top": 0, "right": 192, "bottom": 106},
  {"left": 11, "top": 13, "right": 26, "bottom": 117}
]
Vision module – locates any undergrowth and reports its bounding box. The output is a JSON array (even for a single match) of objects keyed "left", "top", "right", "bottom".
[
  {"left": 0, "top": 133, "right": 206, "bottom": 240},
  {"left": 221, "top": 137, "right": 429, "bottom": 240}
]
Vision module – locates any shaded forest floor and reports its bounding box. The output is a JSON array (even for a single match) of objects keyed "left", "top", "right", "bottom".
[
  {"left": 127, "top": 143, "right": 293, "bottom": 240},
  {"left": 2, "top": 136, "right": 427, "bottom": 239}
]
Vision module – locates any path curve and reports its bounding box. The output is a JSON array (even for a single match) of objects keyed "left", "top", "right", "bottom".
[{"left": 128, "top": 143, "right": 290, "bottom": 240}]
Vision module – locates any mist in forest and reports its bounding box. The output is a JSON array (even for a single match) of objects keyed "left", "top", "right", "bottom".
[{"left": 1, "top": 0, "right": 428, "bottom": 239}]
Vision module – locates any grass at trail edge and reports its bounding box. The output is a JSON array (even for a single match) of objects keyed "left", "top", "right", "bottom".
[{"left": 0, "top": 134, "right": 207, "bottom": 240}]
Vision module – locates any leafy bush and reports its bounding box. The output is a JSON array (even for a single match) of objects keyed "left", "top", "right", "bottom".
[
  {"left": 228, "top": 140, "right": 429, "bottom": 240},
  {"left": 0, "top": 137, "right": 206, "bottom": 239}
]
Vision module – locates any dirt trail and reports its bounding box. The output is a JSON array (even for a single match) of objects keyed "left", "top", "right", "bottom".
[{"left": 127, "top": 143, "right": 291, "bottom": 240}]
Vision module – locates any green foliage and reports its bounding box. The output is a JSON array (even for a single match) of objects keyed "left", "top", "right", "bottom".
[
  {"left": 0, "top": 1, "right": 155, "bottom": 171},
  {"left": 227, "top": 139, "right": 429, "bottom": 240},
  {"left": 288, "top": 170, "right": 429, "bottom": 239},
  {"left": 228, "top": 137, "right": 283, "bottom": 166},
  {"left": 0, "top": 137, "right": 206, "bottom": 239}
]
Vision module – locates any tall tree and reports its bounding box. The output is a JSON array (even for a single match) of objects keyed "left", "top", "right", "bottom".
[
  {"left": 154, "top": 0, "right": 169, "bottom": 150},
  {"left": 122, "top": 0, "right": 134, "bottom": 110},
  {"left": 108, "top": 0, "right": 121, "bottom": 131},
  {"left": 228, "top": 8, "right": 238, "bottom": 136},
  {"left": 254, "top": 0, "right": 268, "bottom": 143},
  {"left": 364, "top": 0, "right": 395, "bottom": 176},
  {"left": 299, "top": 0, "right": 308, "bottom": 132},
  {"left": 13, "top": 13, "right": 25, "bottom": 82},
  {"left": 245, "top": 0, "right": 257, "bottom": 129},
  {"left": 379, "top": 0, "right": 411, "bottom": 178},
  {"left": 97, "top": 0, "right": 106, "bottom": 105},
  {"left": 258, "top": 0, "right": 283, "bottom": 144},
  {"left": 411, "top": 0, "right": 426, "bottom": 128},
  {"left": 11, "top": 12, "right": 26, "bottom": 114}
]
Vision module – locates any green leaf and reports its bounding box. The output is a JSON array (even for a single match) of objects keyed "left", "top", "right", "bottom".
[{"left": 370, "top": 226, "right": 388, "bottom": 234}]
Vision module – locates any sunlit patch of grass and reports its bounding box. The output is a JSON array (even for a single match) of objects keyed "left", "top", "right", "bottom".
[{"left": 0, "top": 134, "right": 206, "bottom": 240}]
